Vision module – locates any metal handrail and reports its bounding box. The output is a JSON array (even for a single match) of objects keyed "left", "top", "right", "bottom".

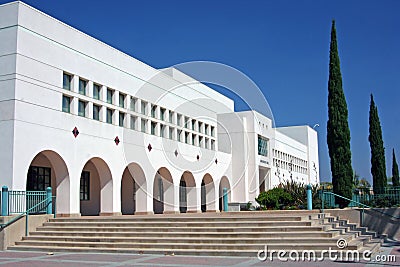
[
  {"left": 0, "top": 196, "right": 55, "bottom": 236},
  {"left": 321, "top": 191, "right": 400, "bottom": 226}
]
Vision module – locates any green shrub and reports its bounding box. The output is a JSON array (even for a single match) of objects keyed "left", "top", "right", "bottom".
[{"left": 256, "top": 187, "right": 293, "bottom": 210}]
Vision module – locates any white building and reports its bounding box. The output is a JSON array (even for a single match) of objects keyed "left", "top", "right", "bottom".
[{"left": 0, "top": 1, "right": 319, "bottom": 217}]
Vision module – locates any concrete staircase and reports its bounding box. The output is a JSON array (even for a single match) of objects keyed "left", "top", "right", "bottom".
[{"left": 8, "top": 211, "right": 383, "bottom": 257}]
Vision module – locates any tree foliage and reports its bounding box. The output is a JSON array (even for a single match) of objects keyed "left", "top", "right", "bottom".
[
  {"left": 368, "top": 94, "right": 387, "bottom": 193},
  {"left": 327, "top": 20, "right": 353, "bottom": 207},
  {"left": 392, "top": 149, "right": 399, "bottom": 187}
]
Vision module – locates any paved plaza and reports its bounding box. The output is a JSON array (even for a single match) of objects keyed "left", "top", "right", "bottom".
[{"left": 0, "top": 241, "right": 398, "bottom": 267}]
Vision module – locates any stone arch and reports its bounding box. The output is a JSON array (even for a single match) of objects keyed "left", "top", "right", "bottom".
[
  {"left": 180, "top": 171, "right": 197, "bottom": 213},
  {"left": 219, "top": 176, "right": 231, "bottom": 211},
  {"left": 26, "top": 150, "right": 70, "bottom": 215},
  {"left": 153, "top": 167, "right": 174, "bottom": 214},
  {"left": 80, "top": 157, "right": 113, "bottom": 216},
  {"left": 201, "top": 173, "right": 216, "bottom": 212},
  {"left": 121, "top": 162, "right": 147, "bottom": 215}
]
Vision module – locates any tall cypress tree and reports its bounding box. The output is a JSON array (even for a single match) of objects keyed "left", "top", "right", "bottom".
[
  {"left": 327, "top": 20, "right": 353, "bottom": 208},
  {"left": 368, "top": 94, "right": 387, "bottom": 193},
  {"left": 392, "top": 149, "right": 399, "bottom": 187}
]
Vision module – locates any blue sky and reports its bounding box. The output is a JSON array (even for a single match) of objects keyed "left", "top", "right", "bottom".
[{"left": 5, "top": 0, "right": 399, "bottom": 183}]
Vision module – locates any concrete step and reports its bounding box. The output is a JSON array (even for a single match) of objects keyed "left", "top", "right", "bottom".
[
  {"left": 14, "top": 240, "right": 363, "bottom": 250},
  {"left": 22, "top": 235, "right": 349, "bottom": 245},
  {"left": 50, "top": 215, "right": 308, "bottom": 223},
  {"left": 35, "top": 225, "right": 325, "bottom": 233},
  {"left": 8, "top": 245, "right": 360, "bottom": 257},
  {"left": 29, "top": 230, "right": 340, "bottom": 238},
  {"left": 42, "top": 220, "right": 315, "bottom": 228}
]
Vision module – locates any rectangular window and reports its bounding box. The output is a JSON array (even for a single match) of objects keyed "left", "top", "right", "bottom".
[
  {"left": 78, "top": 100, "right": 86, "bottom": 117},
  {"left": 151, "top": 105, "right": 157, "bottom": 118},
  {"left": 211, "top": 126, "right": 215, "bottom": 137},
  {"left": 258, "top": 135, "right": 268, "bottom": 157},
  {"left": 130, "top": 97, "right": 136, "bottom": 111},
  {"left": 192, "top": 120, "right": 196, "bottom": 131},
  {"left": 169, "top": 127, "right": 174, "bottom": 140},
  {"left": 192, "top": 134, "right": 196, "bottom": 146},
  {"left": 106, "top": 108, "right": 113, "bottom": 124},
  {"left": 141, "top": 101, "right": 147, "bottom": 115},
  {"left": 141, "top": 119, "right": 147, "bottom": 133},
  {"left": 160, "top": 108, "right": 166, "bottom": 121},
  {"left": 63, "top": 73, "right": 72, "bottom": 90},
  {"left": 151, "top": 121, "right": 157, "bottom": 135},
  {"left": 93, "top": 84, "right": 101, "bottom": 100},
  {"left": 119, "top": 93, "right": 125, "bottom": 108},
  {"left": 160, "top": 124, "right": 165, "bottom": 138},
  {"left": 80, "top": 171, "right": 90, "bottom": 201},
  {"left": 93, "top": 104, "right": 100, "bottom": 121},
  {"left": 27, "top": 166, "right": 51, "bottom": 191},
  {"left": 130, "top": 116, "right": 137, "bottom": 130},
  {"left": 177, "top": 114, "right": 182, "bottom": 126},
  {"left": 198, "top": 122, "right": 203, "bottom": 133},
  {"left": 62, "top": 95, "right": 71, "bottom": 113},
  {"left": 185, "top": 117, "right": 190, "bottom": 129},
  {"left": 169, "top": 111, "right": 173, "bottom": 123},
  {"left": 199, "top": 136, "right": 203, "bottom": 147},
  {"left": 211, "top": 140, "right": 215, "bottom": 150},
  {"left": 79, "top": 79, "right": 87, "bottom": 95},
  {"left": 119, "top": 112, "right": 125, "bottom": 127},
  {"left": 205, "top": 124, "right": 209, "bottom": 135},
  {"left": 205, "top": 138, "right": 209, "bottom": 149},
  {"left": 185, "top": 132, "right": 189, "bottom": 144},
  {"left": 107, "top": 89, "right": 113, "bottom": 104}
]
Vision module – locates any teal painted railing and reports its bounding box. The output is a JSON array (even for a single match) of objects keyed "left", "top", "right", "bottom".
[
  {"left": 1, "top": 187, "right": 54, "bottom": 236},
  {"left": 320, "top": 191, "right": 400, "bottom": 226}
]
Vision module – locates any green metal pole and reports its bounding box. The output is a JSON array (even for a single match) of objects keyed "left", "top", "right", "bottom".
[
  {"left": 25, "top": 211, "right": 29, "bottom": 236},
  {"left": 46, "top": 187, "right": 52, "bottom": 214}
]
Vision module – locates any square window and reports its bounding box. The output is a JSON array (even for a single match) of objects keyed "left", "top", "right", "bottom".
[
  {"left": 119, "top": 112, "right": 125, "bottom": 127},
  {"left": 93, "top": 104, "right": 100, "bottom": 121},
  {"left": 119, "top": 93, "right": 125, "bottom": 108},
  {"left": 78, "top": 100, "right": 87, "bottom": 117},
  {"left": 79, "top": 79, "right": 87, "bottom": 95},
  {"left": 106, "top": 108, "right": 113, "bottom": 124},
  {"left": 62, "top": 95, "right": 71, "bottom": 113},
  {"left": 63, "top": 73, "right": 72, "bottom": 90},
  {"left": 93, "top": 84, "right": 101, "bottom": 100},
  {"left": 107, "top": 89, "right": 113, "bottom": 104}
]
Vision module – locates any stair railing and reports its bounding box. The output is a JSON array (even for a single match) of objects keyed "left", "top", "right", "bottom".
[
  {"left": 1, "top": 192, "right": 55, "bottom": 236},
  {"left": 320, "top": 190, "right": 400, "bottom": 226}
]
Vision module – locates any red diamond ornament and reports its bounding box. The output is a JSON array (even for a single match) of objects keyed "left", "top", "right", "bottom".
[
  {"left": 114, "top": 136, "right": 120, "bottom": 145},
  {"left": 72, "top": 127, "right": 79, "bottom": 138}
]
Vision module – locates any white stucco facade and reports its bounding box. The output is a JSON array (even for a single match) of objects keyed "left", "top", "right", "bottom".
[{"left": 0, "top": 1, "right": 319, "bottom": 216}]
